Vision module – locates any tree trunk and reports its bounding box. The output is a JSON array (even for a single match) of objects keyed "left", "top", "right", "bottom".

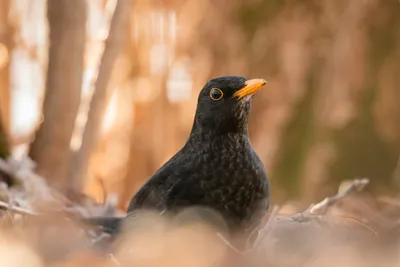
[
  {"left": 29, "top": 0, "right": 86, "bottom": 189},
  {"left": 0, "top": 116, "right": 9, "bottom": 159},
  {"left": 0, "top": 0, "right": 11, "bottom": 159},
  {"left": 69, "top": 0, "right": 132, "bottom": 190}
]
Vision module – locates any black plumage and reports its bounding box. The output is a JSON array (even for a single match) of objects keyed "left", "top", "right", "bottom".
[{"left": 90, "top": 76, "right": 270, "bottom": 237}]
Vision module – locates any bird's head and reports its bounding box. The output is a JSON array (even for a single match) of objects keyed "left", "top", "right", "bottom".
[{"left": 193, "top": 76, "right": 267, "bottom": 134}]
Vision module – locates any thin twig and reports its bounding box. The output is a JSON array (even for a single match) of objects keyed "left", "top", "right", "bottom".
[
  {"left": 0, "top": 200, "right": 38, "bottom": 216},
  {"left": 70, "top": 0, "right": 132, "bottom": 189},
  {"left": 109, "top": 253, "right": 121, "bottom": 266},
  {"left": 96, "top": 176, "right": 108, "bottom": 205},
  {"left": 378, "top": 196, "right": 400, "bottom": 207},
  {"left": 337, "top": 215, "right": 379, "bottom": 236},
  {"left": 216, "top": 205, "right": 279, "bottom": 255},
  {"left": 307, "top": 178, "right": 369, "bottom": 215},
  {"left": 251, "top": 205, "right": 279, "bottom": 249},
  {"left": 216, "top": 232, "right": 245, "bottom": 255}
]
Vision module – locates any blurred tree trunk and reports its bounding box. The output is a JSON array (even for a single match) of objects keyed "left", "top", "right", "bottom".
[
  {"left": 0, "top": 0, "right": 12, "bottom": 159},
  {"left": 29, "top": 0, "right": 87, "bottom": 189},
  {"left": 0, "top": 116, "right": 13, "bottom": 187},
  {"left": 0, "top": 116, "right": 9, "bottom": 159},
  {"left": 69, "top": 0, "right": 131, "bottom": 190}
]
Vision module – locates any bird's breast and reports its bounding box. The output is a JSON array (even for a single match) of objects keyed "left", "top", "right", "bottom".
[{"left": 180, "top": 134, "right": 270, "bottom": 230}]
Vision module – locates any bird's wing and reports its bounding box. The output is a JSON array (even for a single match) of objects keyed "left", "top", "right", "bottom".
[
  {"left": 127, "top": 149, "right": 210, "bottom": 214},
  {"left": 126, "top": 152, "right": 183, "bottom": 213},
  {"left": 165, "top": 176, "right": 206, "bottom": 208},
  {"left": 127, "top": 172, "right": 169, "bottom": 212},
  {"left": 164, "top": 176, "right": 233, "bottom": 232}
]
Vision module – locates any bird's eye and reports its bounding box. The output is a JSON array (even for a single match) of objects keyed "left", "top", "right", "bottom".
[{"left": 210, "top": 88, "right": 223, "bottom": 101}]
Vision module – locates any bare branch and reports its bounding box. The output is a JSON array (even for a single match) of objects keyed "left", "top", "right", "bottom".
[
  {"left": 70, "top": 0, "right": 132, "bottom": 189},
  {"left": 251, "top": 205, "right": 279, "bottom": 249},
  {"left": 109, "top": 253, "right": 121, "bottom": 266},
  {"left": 217, "top": 232, "right": 245, "bottom": 255},
  {"left": 0, "top": 200, "right": 38, "bottom": 216},
  {"left": 307, "top": 178, "right": 370, "bottom": 215}
]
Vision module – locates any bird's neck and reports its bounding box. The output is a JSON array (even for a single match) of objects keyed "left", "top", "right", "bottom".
[
  {"left": 191, "top": 115, "right": 250, "bottom": 136},
  {"left": 187, "top": 120, "right": 250, "bottom": 144}
]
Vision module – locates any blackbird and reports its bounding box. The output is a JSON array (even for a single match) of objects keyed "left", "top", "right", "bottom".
[{"left": 89, "top": 76, "right": 270, "bottom": 238}]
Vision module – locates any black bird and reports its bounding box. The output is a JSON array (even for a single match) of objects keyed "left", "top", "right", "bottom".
[{"left": 89, "top": 76, "right": 270, "bottom": 239}]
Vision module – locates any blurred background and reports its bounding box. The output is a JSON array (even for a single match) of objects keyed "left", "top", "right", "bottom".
[{"left": 0, "top": 0, "right": 399, "bottom": 212}]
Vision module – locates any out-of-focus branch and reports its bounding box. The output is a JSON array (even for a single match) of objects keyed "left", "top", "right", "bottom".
[
  {"left": 0, "top": 200, "right": 38, "bottom": 216},
  {"left": 0, "top": 115, "right": 9, "bottom": 159},
  {"left": 69, "top": 0, "right": 132, "bottom": 190},
  {"left": 306, "top": 178, "right": 370, "bottom": 215}
]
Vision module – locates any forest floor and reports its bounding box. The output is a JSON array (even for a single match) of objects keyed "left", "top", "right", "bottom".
[{"left": 0, "top": 156, "right": 399, "bottom": 267}]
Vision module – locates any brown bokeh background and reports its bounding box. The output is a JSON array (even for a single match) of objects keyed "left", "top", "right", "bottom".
[{"left": 0, "top": 0, "right": 399, "bottom": 212}]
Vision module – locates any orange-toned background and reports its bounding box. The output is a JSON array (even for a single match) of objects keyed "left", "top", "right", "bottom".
[{"left": 1, "top": 0, "right": 399, "bottom": 211}]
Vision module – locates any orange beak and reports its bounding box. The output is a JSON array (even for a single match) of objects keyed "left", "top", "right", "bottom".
[{"left": 233, "top": 79, "right": 267, "bottom": 99}]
